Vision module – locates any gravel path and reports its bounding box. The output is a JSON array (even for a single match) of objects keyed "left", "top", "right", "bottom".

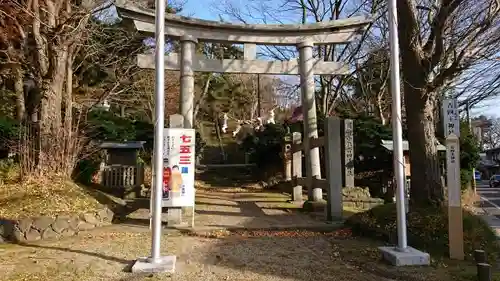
[
  {"left": 0, "top": 228, "right": 391, "bottom": 281},
  {"left": 0, "top": 187, "right": 473, "bottom": 281}
]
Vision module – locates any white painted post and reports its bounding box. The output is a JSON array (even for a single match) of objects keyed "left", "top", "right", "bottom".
[
  {"left": 388, "top": 0, "right": 408, "bottom": 251},
  {"left": 446, "top": 133, "right": 464, "bottom": 260},
  {"left": 150, "top": 0, "right": 166, "bottom": 263},
  {"left": 130, "top": 0, "right": 177, "bottom": 273}
]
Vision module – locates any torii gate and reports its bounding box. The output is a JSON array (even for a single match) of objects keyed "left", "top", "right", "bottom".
[{"left": 115, "top": 0, "right": 371, "bottom": 202}]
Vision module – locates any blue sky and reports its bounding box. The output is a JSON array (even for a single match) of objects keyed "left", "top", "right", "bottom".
[
  {"left": 111, "top": 0, "right": 497, "bottom": 117},
  {"left": 181, "top": 0, "right": 217, "bottom": 19},
  {"left": 179, "top": 0, "right": 499, "bottom": 117}
]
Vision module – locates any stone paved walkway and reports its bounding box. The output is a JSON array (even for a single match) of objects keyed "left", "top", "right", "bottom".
[{"left": 123, "top": 187, "right": 337, "bottom": 232}]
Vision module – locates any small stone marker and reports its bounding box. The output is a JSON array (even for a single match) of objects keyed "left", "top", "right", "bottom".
[
  {"left": 446, "top": 133, "right": 464, "bottom": 260},
  {"left": 477, "top": 263, "right": 492, "bottom": 281}
]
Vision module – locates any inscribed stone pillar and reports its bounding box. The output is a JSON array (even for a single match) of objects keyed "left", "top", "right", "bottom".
[
  {"left": 297, "top": 40, "right": 322, "bottom": 202},
  {"left": 342, "top": 119, "right": 355, "bottom": 187},
  {"left": 180, "top": 35, "right": 197, "bottom": 129}
]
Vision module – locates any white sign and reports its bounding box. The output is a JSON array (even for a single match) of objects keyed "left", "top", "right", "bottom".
[
  {"left": 446, "top": 135, "right": 461, "bottom": 207},
  {"left": 443, "top": 99, "right": 460, "bottom": 138},
  {"left": 162, "top": 128, "right": 195, "bottom": 207}
]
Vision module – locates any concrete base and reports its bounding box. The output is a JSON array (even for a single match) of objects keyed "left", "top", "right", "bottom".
[
  {"left": 131, "top": 256, "right": 177, "bottom": 273},
  {"left": 288, "top": 200, "right": 304, "bottom": 206},
  {"left": 167, "top": 208, "right": 182, "bottom": 225},
  {"left": 378, "top": 246, "right": 430, "bottom": 266}
]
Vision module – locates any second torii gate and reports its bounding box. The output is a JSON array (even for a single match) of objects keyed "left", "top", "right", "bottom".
[{"left": 116, "top": 0, "right": 371, "bottom": 202}]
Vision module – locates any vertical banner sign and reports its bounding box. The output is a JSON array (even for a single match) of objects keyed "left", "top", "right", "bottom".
[
  {"left": 443, "top": 98, "right": 460, "bottom": 138},
  {"left": 162, "top": 128, "right": 195, "bottom": 207}
]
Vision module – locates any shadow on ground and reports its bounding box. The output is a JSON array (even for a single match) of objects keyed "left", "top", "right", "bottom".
[{"left": 17, "top": 242, "right": 132, "bottom": 265}]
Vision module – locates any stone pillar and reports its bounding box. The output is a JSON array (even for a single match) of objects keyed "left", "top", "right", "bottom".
[
  {"left": 297, "top": 40, "right": 322, "bottom": 202},
  {"left": 342, "top": 119, "right": 355, "bottom": 187},
  {"left": 446, "top": 134, "right": 464, "bottom": 260},
  {"left": 325, "top": 117, "right": 343, "bottom": 221},
  {"left": 180, "top": 35, "right": 197, "bottom": 129}
]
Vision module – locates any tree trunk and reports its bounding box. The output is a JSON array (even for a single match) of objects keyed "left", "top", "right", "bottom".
[
  {"left": 375, "top": 94, "right": 386, "bottom": 125},
  {"left": 193, "top": 74, "right": 212, "bottom": 121},
  {"left": 13, "top": 67, "right": 25, "bottom": 122},
  {"left": 37, "top": 46, "right": 68, "bottom": 173},
  {"left": 405, "top": 85, "right": 444, "bottom": 207},
  {"left": 63, "top": 47, "right": 74, "bottom": 176}
]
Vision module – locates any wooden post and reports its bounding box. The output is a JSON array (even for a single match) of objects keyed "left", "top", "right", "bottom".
[
  {"left": 446, "top": 133, "right": 464, "bottom": 260},
  {"left": 325, "top": 117, "right": 344, "bottom": 221},
  {"left": 291, "top": 132, "right": 303, "bottom": 204}
]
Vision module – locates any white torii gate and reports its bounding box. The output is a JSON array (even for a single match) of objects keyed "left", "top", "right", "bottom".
[
  {"left": 115, "top": 0, "right": 371, "bottom": 272},
  {"left": 116, "top": 0, "right": 370, "bottom": 201}
]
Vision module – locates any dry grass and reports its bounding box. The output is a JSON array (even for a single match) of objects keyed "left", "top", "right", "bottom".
[
  {"left": 0, "top": 176, "right": 102, "bottom": 219},
  {"left": 462, "top": 188, "right": 479, "bottom": 208}
]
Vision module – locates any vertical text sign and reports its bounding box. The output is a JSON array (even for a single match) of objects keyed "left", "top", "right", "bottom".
[
  {"left": 162, "top": 128, "right": 196, "bottom": 207},
  {"left": 343, "top": 119, "right": 355, "bottom": 187},
  {"left": 446, "top": 133, "right": 464, "bottom": 260},
  {"left": 443, "top": 99, "right": 460, "bottom": 138},
  {"left": 446, "top": 135, "right": 461, "bottom": 207}
]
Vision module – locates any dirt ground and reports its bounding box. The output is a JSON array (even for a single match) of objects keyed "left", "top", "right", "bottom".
[{"left": 0, "top": 186, "right": 483, "bottom": 281}]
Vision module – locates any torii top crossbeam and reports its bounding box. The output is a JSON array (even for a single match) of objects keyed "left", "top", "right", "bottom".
[{"left": 115, "top": 0, "right": 371, "bottom": 46}]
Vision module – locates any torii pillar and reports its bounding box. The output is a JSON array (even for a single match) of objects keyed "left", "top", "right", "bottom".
[
  {"left": 179, "top": 35, "right": 197, "bottom": 129},
  {"left": 298, "top": 40, "right": 322, "bottom": 202}
]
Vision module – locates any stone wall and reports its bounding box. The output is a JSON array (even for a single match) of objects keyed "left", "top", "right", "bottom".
[
  {"left": 342, "top": 186, "right": 384, "bottom": 209},
  {"left": 0, "top": 207, "right": 114, "bottom": 243}
]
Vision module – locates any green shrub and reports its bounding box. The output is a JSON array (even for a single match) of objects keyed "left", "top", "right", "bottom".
[
  {"left": 75, "top": 157, "right": 101, "bottom": 185},
  {"left": 0, "top": 158, "right": 19, "bottom": 183},
  {"left": 460, "top": 169, "right": 472, "bottom": 191},
  {"left": 346, "top": 203, "right": 500, "bottom": 261},
  {"left": 239, "top": 123, "right": 286, "bottom": 169},
  {"left": 0, "top": 116, "right": 19, "bottom": 143}
]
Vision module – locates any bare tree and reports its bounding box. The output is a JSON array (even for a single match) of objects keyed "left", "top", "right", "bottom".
[
  {"left": 481, "top": 116, "right": 500, "bottom": 150},
  {"left": 397, "top": 0, "right": 500, "bottom": 206},
  {"left": 0, "top": 0, "right": 114, "bottom": 177},
  {"left": 214, "top": 0, "right": 387, "bottom": 115}
]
